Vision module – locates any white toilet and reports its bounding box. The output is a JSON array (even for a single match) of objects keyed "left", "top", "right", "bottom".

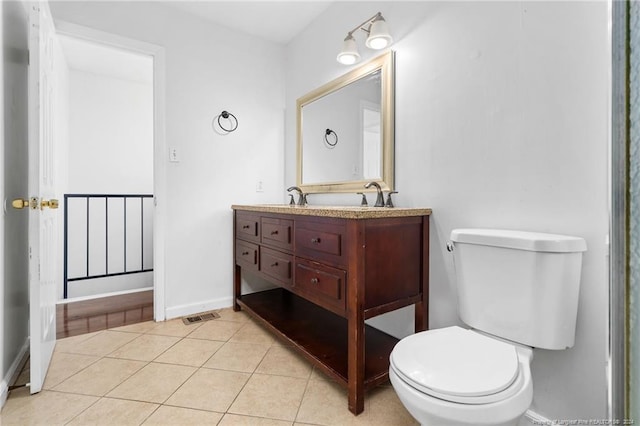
[{"left": 389, "top": 228, "right": 587, "bottom": 426}]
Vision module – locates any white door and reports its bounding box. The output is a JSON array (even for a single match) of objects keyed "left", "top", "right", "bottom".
[{"left": 26, "top": 1, "right": 59, "bottom": 394}]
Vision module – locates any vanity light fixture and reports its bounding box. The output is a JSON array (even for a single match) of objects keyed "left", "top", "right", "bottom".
[{"left": 337, "top": 12, "right": 393, "bottom": 65}]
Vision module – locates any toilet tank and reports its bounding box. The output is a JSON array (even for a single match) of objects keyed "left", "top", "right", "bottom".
[{"left": 450, "top": 229, "right": 587, "bottom": 350}]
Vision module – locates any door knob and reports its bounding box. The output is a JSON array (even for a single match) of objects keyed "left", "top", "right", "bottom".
[
  {"left": 40, "top": 199, "right": 59, "bottom": 210},
  {"left": 12, "top": 198, "right": 38, "bottom": 210}
]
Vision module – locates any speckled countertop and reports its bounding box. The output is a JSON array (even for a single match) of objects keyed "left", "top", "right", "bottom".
[{"left": 231, "top": 204, "right": 432, "bottom": 219}]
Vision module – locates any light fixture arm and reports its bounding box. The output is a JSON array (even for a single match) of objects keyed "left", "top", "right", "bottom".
[{"left": 345, "top": 12, "right": 382, "bottom": 38}]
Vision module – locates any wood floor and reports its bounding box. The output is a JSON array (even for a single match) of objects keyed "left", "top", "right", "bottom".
[{"left": 56, "top": 290, "right": 154, "bottom": 339}]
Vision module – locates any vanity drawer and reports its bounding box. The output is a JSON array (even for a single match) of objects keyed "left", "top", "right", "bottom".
[
  {"left": 236, "top": 213, "right": 260, "bottom": 243},
  {"left": 260, "top": 247, "right": 293, "bottom": 286},
  {"left": 235, "top": 240, "right": 259, "bottom": 272},
  {"left": 296, "top": 221, "right": 345, "bottom": 266},
  {"left": 261, "top": 218, "right": 293, "bottom": 250},
  {"left": 295, "top": 259, "right": 346, "bottom": 315}
]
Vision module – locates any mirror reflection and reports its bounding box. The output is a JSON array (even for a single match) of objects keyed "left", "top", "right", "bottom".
[
  {"left": 296, "top": 51, "right": 394, "bottom": 193},
  {"left": 302, "top": 70, "right": 381, "bottom": 183}
]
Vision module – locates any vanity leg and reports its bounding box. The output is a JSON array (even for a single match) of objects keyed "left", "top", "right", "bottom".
[
  {"left": 233, "top": 264, "right": 241, "bottom": 312},
  {"left": 233, "top": 212, "right": 241, "bottom": 312},
  {"left": 415, "top": 216, "right": 430, "bottom": 332},
  {"left": 347, "top": 313, "right": 365, "bottom": 414},
  {"left": 347, "top": 221, "right": 365, "bottom": 415}
]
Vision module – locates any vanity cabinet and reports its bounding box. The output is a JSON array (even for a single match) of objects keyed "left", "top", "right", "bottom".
[{"left": 232, "top": 205, "right": 431, "bottom": 415}]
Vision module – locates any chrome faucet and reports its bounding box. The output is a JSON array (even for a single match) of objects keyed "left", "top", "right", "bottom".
[
  {"left": 364, "top": 182, "right": 384, "bottom": 207},
  {"left": 287, "top": 186, "right": 307, "bottom": 206}
]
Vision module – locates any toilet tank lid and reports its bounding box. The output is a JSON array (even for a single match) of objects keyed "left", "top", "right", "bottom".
[{"left": 451, "top": 229, "right": 587, "bottom": 253}]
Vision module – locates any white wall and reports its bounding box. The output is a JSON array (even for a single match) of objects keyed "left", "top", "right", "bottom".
[
  {"left": 67, "top": 69, "right": 153, "bottom": 194},
  {"left": 64, "top": 63, "right": 154, "bottom": 299},
  {"left": 284, "top": 1, "right": 609, "bottom": 422},
  {"left": 50, "top": 1, "right": 286, "bottom": 317}
]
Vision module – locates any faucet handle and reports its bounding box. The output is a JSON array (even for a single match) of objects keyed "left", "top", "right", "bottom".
[
  {"left": 385, "top": 191, "right": 398, "bottom": 208},
  {"left": 288, "top": 194, "right": 295, "bottom": 206},
  {"left": 356, "top": 192, "right": 368, "bottom": 207}
]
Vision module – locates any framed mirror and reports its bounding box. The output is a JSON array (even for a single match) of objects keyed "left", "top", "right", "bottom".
[{"left": 296, "top": 51, "right": 394, "bottom": 193}]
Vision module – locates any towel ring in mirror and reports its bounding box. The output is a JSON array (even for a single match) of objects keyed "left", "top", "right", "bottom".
[{"left": 324, "top": 128, "right": 338, "bottom": 147}]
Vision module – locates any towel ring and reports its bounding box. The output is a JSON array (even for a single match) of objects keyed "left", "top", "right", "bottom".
[
  {"left": 216, "top": 110, "right": 238, "bottom": 133},
  {"left": 324, "top": 128, "right": 338, "bottom": 147}
]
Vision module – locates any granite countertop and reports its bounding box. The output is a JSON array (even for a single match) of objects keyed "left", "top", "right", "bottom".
[{"left": 231, "top": 204, "right": 432, "bottom": 219}]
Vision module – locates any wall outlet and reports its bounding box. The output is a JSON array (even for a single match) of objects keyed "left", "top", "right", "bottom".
[
  {"left": 256, "top": 180, "right": 264, "bottom": 192},
  {"left": 169, "top": 147, "right": 179, "bottom": 162}
]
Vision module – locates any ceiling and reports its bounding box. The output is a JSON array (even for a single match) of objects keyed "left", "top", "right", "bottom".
[
  {"left": 58, "top": 34, "right": 154, "bottom": 83},
  {"left": 164, "top": 1, "right": 334, "bottom": 45}
]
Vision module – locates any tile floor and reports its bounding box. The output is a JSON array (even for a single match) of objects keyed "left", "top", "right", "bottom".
[{"left": 0, "top": 308, "right": 418, "bottom": 425}]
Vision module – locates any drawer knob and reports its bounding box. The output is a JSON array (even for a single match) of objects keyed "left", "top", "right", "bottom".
[
  {"left": 271, "top": 230, "right": 279, "bottom": 235},
  {"left": 242, "top": 225, "right": 251, "bottom": 229},
  {"left": 241, "top": 251, "right": 249, "bottom": 256},
  {"left": 310, "top": 277, "right": 319, "bottom": 284},
  {"left": 271, "top": 262, "right": 279, "bottom": 267},
  {"left": 310, "top": 237, "right": 321, "bottom": 244}
]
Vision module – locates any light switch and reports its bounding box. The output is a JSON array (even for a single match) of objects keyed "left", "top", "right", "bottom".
[{"left": 169, "top": 147, "right": 179, "bottom": 162}]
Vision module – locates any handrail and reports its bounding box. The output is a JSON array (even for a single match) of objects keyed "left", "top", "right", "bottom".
[{"left": 63, "top": 193, "right": 154, "bottom": 299}]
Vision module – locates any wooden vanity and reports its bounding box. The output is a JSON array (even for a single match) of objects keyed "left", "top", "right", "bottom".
[{"left": 232, "top": 204, "right": 431, "bottom": 415}]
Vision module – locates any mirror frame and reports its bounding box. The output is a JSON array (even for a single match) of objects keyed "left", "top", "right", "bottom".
[{"left": 296, "top": 50, "right": 395, "bottom": 194}]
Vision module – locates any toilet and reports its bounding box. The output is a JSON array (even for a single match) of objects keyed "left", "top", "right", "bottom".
[{"left": 389, "top": 228, "right": 587, "bottom": 426}]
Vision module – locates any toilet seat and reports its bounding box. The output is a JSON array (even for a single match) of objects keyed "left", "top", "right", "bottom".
[{"left": 390, "top": 326, "right": 523, "bottom": 404}]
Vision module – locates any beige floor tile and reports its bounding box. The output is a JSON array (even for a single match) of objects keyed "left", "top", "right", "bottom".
[
  {"left": 228, "top": 373, "right": 307, "bottom": 421},
  {"left": 220, "top": 413, "right": 293, "bottom": 426},
  {"left": 164, "top": 368, "right": 250, "bottom": 412},
  {"left": 228, "top": 323, "right": 275, "bottom": 345},
  {"left": 15, "top": 362, "right": 30, "bottom": 385},
  {"left": 203, "top": 341, "right": 270, "bottom": 373},
  {"left": 53, "top": 357, "right": 147, "bottom": 396},
  {"left": 66, "top": 397, "right": 158, "bottom": 426},
  {"left": 111, "top": 320, "right": 159, "bottom": 334},
  {"left": 362, "top": 385, "right": 418, "bottom": 426},
  {"left": 296, "top": 378, "right": 363, "bottom": 425},
  {"left": 216, "top": 308, "right": 251, "bottom": 323},
  {"left": 255, "top": 345, "right": 312, "bottom": 379},
  {"left": 42, "top": 352, "right": 100, "bottom": 389},
  {"left": 54, "top": 330, "right": 102, "bottom": 353},
  {"left": 187, "top": 319, "right": 245, "bottom": 341},
  {"left": 107, "top": 333, "right": 180, "bottom": 361},
  {"left": 309, "top": 366, "right": 330, "bottom": 382},
  {"left": 143, "top": 405, "right": 224, "bottom": 425},
  {"left": 107, "top": 362, "right": 196, "bottom": 403},
  {"left": 147, "top": 318, "right": 201, "bottom": 337},
  {"left": 0, "top": 388, "right": 98, "bottom": 425},
  {"left": 56, "top": 330, "right": 140, "bottom": 357},
  {"left": 154, "top": 338, "right": 223, "bottom": 367}
]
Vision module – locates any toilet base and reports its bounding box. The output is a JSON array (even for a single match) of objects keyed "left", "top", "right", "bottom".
[{"left": 389, "top": 364, "right": 532, "bottom": 426}]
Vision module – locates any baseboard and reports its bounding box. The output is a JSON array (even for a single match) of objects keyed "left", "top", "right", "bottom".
[
  {"left": 522, "top": 409, "right": 552, "bottom": 425},
  {"left": 164, "top": 296, "right": 233, "bottom": 320},
  {"left": 59, "top": 286, "right": 154, "bottom": 304},
  {"left": 0, "top": 337, "right": 30, "bottom": 409}
]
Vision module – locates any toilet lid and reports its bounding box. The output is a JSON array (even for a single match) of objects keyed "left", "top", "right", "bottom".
[{"left": 390, "top": 326, "right": 520, "bottom": 399}]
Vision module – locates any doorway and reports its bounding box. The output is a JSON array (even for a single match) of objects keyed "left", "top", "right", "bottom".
[
  {"left": 53, "top": 20, "right": 168, "bottom": 324},
  {"left": 57, "top": 34, "right": 154, "bottom": 302}
]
